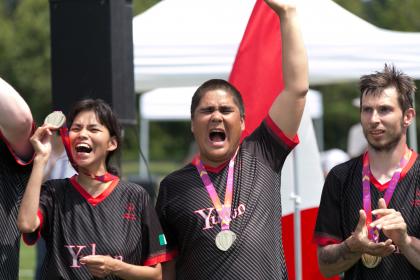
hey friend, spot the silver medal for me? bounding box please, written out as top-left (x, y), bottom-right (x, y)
top-left (44, 111), bottom-right (66, 128)
top-left (215, 230), bottom-right (236, 251)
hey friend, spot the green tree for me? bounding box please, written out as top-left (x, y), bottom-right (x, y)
top-left (12, 0), bottom-right (51, 123)
top-left (0, 0), bottom-right (160, 124)
top-left (133, 0), bottom-right (160, 15)
top-left (320, 0), bottom-right (420, 151)
top-left (334, 0), bottom-right (420, 31)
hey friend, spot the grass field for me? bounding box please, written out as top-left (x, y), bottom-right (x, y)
top-left (19, 241), bottom-right (36, 280)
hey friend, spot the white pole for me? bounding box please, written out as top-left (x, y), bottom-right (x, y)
top-left (409, 118), bottom-right (417, 151)
top-left (139, 96), bottom-right (150, 178)
top-left (408, 93), bottom-right (417, 151)
top-left (291, 149), bottom-right (302, 280)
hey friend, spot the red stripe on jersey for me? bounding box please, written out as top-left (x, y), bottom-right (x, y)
top-left (0, 123), bottom-right (35, 166)
top-left (70, 175), bottom-right (120, 206)
top-left (370, 150), bottom-right (418, 192)
top-left (143, 250), bottom-right (177, 266)
top-left (313, 234), bottom-right (341, 247)
top-left (265, 116), bottom-right (299, 149)
top-left (22, 210), bottom-right (44, 246)
top-left (202, 160), bottom-right (230, 174)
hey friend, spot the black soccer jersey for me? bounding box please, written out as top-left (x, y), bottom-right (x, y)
top-left (156, 117), bottom-right (298, 280)
top-left (23, 176), bottom-right (173, 280)
top-left (0, 133), bottom-right (32, 280)
top-left (314, 152), bottom-right (420, 280)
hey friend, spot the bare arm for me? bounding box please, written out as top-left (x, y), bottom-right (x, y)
top-left (265, 0), bottom-right (308, 138)
top-left (317, 239), bottom-right (360, 278)
top-left (80, 255), bottom-right (162, 280)
top-left (17, 125), bottom-right (55, 233)
top-left (0, 77), bottom-right (33, 157)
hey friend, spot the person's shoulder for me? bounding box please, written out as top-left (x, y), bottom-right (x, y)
top-left (118, 179), bottom-right (150, 194)
top-left (161, 163), bottom-right (195, 183)
top-left (329, 156), bottom-right (361, 177)
top-left (42, 178), bottom-right (71, 193)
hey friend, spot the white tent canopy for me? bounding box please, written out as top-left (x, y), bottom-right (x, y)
top-left (141, 87), bottom-right (322, 121)
top-left (133, 0), bottom-right (420, 92)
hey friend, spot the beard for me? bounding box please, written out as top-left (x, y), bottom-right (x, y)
top-left (364, 121), bottom-right (404, 153)
top-left (368, 132), bottom-right (402, 152)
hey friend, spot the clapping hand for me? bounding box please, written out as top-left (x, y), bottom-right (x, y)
top-left (371, 198), bottom-right (410, 249)
top-left (347, 209), bottom-right (395, 257)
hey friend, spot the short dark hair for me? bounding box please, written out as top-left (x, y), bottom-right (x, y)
top-left (68, 99), bottom-right (122, 176)
top-left (359, 64), bottom-right (417, 112)
top-left (190, 79), bottom-right (245, 119)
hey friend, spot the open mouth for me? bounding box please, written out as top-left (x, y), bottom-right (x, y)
top-left (75, 143), bottom-right (92, 154)
top-left (209, 131), bottom-right (226, 142)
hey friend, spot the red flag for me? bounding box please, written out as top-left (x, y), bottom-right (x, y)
top-left (228, 1), bottom-right (336, 279)
top-left (229, 0), bottom-right (282, 139)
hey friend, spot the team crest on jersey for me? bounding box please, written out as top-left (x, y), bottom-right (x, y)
top-left (123, 203), bottom-right (137, 220)
top-left (411, 190), bottom-right (420, 207)
top-left (194, 203), bottom-right (246, 230)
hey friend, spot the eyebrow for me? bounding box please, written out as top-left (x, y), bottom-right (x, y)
top-left (71, 123), bottom-right (102, 128)
top-left (199, 104), bottom-right (234, 109)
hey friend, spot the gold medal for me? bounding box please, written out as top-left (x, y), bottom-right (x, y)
top-left (361, 253), bottom-right (381, 268)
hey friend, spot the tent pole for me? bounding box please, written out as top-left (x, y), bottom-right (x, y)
top-left (139, 108), bottom-right (150, 178)
top-left (408, 116), bottom-right (418, 151)
top-left (139, 95), bottom-right (150, 178)
top-left (408, 93), bottom-right (418, 151)
top-left (291, 149), bottom-right (302, 280)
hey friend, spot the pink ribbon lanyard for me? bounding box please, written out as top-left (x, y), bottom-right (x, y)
top-left (196, 156), bottom-right (236, 231)
top-left (362, 147), bottom-right (411, 241)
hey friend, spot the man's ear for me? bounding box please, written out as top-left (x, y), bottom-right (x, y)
top-left (403, 108), bottom-right (416, 127)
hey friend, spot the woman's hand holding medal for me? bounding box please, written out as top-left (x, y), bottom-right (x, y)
top-left (30, 111), bottom-right (66, 163)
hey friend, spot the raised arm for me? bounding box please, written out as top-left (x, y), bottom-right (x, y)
top-left (265, 0), bottom-right (308, 138)
top-left (0, 77), bottom-right (33, 157)
top-left (17, 124), bottom-right (56, 233)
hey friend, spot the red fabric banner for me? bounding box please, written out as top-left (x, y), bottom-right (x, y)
top-left (229, 0), bottom-right (282, 139)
